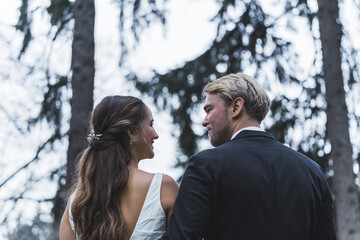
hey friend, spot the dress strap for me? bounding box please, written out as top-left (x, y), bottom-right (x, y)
top-left (139, 173), bottom-right (163, 214)
top-left (130, 173), bottom-right (165, 239)
top-left (68, 191), bottom-right (77, 236)
top-left (146, 173), bottom-right (163, 201)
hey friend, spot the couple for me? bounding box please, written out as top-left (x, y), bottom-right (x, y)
top-left (60, 73), bottom-right (336, 240)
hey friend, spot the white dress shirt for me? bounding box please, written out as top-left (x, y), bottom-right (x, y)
top-left (230, 126), bottom-right (265, 140)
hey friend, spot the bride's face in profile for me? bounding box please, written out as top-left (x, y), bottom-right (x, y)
top-left (132, 107), bottom-right (159, 160)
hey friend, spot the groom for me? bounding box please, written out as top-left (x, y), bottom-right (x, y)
top-left (161, 73), bottom-right (336, 239)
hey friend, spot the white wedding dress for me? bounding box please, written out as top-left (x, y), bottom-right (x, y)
top-left (69, 173), bottom-right (166, 239)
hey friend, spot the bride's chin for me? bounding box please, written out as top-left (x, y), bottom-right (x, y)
top-left (144, 151), bottom-right (155, 159)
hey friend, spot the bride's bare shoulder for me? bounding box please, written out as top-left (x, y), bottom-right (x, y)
top-left (160, 174), bottom-right (179, 217)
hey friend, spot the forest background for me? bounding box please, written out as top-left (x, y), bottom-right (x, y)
top-left (0, 0), bottom-right (360, 239)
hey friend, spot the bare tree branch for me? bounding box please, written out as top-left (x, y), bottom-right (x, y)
top-left (0, 105), bottom-right (27, 135)
top-left (0, 133), bottom-right (62, 189)
top-left (0, 167), bottom-right (62, 227)
top-left (0, 197), bottom-right (54, 203)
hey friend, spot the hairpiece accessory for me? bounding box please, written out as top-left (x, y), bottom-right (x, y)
top-left (87, 131), bottom-right (102, 143)
top-left (130, 136), bottom-right (138, 146)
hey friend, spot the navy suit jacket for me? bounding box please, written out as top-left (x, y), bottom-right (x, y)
top-left (161, 130), bottom-right (336, 240)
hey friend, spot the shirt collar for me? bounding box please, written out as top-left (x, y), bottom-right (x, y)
top-left (230, 126), bottom-right (265, 140)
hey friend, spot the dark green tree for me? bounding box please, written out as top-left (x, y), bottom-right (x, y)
top-left (129, 0), bottom-right (315, 168)
top-left (128, 0), bottom-right (360, 236)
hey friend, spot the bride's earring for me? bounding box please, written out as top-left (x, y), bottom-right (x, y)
top-left (130, 136), bottom-right (138, 145)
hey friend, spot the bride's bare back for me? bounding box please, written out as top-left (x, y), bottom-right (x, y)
top-left (120, 170), bottom-right (154, 239)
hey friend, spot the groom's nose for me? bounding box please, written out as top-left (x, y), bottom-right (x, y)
top-left (202, 116), bottom-right (209, 127)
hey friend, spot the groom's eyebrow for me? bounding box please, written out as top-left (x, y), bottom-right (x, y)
top-left (203, 104), bottom-right (211, 112)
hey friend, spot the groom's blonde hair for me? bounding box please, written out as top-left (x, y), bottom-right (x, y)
top-left (203, 73), bottom-right (270, 122)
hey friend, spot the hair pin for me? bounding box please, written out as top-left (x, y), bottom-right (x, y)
top-left (87, 131), bottom-right (102, 143)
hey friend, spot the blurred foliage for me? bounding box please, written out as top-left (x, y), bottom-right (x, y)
top-left (14, 0), bottom-right (169, 135)
top-left (28, 75), bottom-right (68, 137)
top-left (115, 0), bottom-right (168, 65)
top-left (15, 0), bottom-right (31, 58)
top-left (129, 0), bottom-right (360, 176)
top-left (47, 0), bottom-right (74, 40)
top-left (16, 0), bottom-right (74, 57)
top-left (7, 214), bottom-right (58, 240)
top-left (129, 0), bottom-right (295, 168)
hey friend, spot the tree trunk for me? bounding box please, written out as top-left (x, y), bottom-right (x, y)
top-left (67, 0), bottom-right (95, 190)
top-left (317, 0), bottom-right (360, 239)
top-left (52, 0), bottom-right (95, 227)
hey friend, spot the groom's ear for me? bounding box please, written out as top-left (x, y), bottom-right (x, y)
top-left (231, 97), bottom-right (244, 118)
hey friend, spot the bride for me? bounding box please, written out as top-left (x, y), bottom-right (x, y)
top-left (59, 95), bottom-right (178, 239)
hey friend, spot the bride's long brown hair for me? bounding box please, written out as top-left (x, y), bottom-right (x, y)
top-left (70, 95), bottom-right (147, 239)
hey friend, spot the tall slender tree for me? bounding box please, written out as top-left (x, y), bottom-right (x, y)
top-left (66, 0), bottom-right (95, 195)
top-left (52, 0), bottom-right (96, 227)
top-left (317, 0), bottom-right (360, 239)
